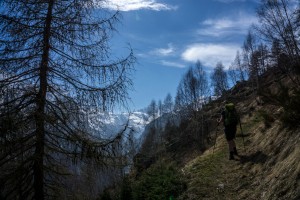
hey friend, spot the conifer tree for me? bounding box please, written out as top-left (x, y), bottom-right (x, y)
top-left (163, 93), bottom-right (173, 114)
top-left (256, 0), bottom-right (300, 70)
top-left (0, 0), bottom-right (135, 199)
top-left (211, 62), bottom-right (228, 96)
top-left (174, 61), bottom-right (208, 117)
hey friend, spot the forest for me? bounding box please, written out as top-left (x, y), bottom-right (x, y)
top-left (0, 0), bottom-right (300, 199)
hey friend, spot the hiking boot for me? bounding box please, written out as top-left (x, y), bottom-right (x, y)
top-left (229, 152), bottom-right (234, 160)
top-left (233, 147), bottom-right (238, 156)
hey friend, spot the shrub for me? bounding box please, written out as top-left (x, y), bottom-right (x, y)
top-left (131, 162), bottom-right (186, 200)
top-left (280, 90), bottom-right (300, 128)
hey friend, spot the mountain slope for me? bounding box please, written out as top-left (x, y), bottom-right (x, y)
top-left (180, 96), bottom-right (300, 200)
top-left (86, 111), bottom-right (150, 148)
top-left (121, 70), bottom-right (300, 200)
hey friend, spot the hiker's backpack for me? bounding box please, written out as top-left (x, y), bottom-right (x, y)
top-left (224, 103), bottom-right (238, 126)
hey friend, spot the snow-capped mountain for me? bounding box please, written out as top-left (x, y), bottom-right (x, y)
top-left (86, 111), bottom-right (151, 149)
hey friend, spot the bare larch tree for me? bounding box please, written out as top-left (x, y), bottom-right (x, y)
top-left (174, 61), bottom-right (209, 117)
top-left (211, 62), bottom-right (228, 97)
top-left (256, 0), bottom-right (300, 71)
top-left (0, 0), bottom-right (135, 199)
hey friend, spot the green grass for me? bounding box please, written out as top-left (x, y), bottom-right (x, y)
top-left (182, 151), bottom-right (227, 199)
top-left (178, 109), bottom-right (268, 200)
top-left (131, 161), bottom-right (186, 200)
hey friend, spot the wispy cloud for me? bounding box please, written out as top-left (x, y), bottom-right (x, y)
top-left (151, 43), bottom-right (175, 56)
top-left (214, 0), bottom-right (246, 3)
top-left (99, 0), bottom-right (177, 12)
top-left (198, 14), bottom-right (257, 37)
top-left (181, 43), bottom-right (240, 69)
top-left (141, 44), bottom-right (186, 68)
top-left (214, 0), bottom-right (260, 3)
top-left (160, 60), bottom-right (186, 68)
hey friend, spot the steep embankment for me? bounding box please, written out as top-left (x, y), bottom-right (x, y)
top-left (179, 95), bottom-right (300, 200)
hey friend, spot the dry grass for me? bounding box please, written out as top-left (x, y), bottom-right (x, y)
top-left (179, 104), bottom-right (300, 200)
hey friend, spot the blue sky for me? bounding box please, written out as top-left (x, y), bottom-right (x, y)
top-left (100, 0), bottom-right (260, 110)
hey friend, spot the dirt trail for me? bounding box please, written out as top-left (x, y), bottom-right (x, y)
top-left (180, 107), bottom-right (300, 200)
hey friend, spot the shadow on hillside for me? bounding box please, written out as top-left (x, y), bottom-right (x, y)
top-left (239, 151), bottom-right (268, 164)
top-left (236, 133), bottom-right (251, 137)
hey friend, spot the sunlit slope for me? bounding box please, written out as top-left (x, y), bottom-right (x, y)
top-left (180, 99), bottom-right (300, 200)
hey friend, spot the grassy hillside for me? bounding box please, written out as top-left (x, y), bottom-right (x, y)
top-left (180, 98), bottom-right (300, 200)
top-left (111, 71), bottom-right (300, 200)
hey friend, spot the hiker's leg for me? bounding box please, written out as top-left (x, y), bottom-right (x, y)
top-left (225, 127), bottom-right (235, 159)
top-left (227, 140), bottom-right (235, 160)
top-left (231, 139), bottom-right (236, 149)
top-left (228, 140), bottom-right (235, 152)
top-left (231, 140), bottom-right (238, 155)
top-left (232, 126), bottom-right (238, 155)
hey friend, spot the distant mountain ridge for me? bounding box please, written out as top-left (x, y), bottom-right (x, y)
top-left (86, 111), bottom-right (152, 149)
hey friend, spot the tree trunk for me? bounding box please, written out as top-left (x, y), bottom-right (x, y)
top-left (34, 1), bottom-right (54, 199)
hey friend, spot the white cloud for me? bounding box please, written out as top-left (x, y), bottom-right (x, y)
top-left (214, 0), bottom-right (244, 2)
top-left (160, 60), bottom-right (186, 68)
top-left (198, 14), bottom-right (257, 37)
top-left (151, 43), bottom-right (175, 56)
top-left (216, 0), bottom-right (260, 2)
top-left (98, 0), bottom-right (177, 12)
top-left (181, 43), bottom-right (240, 69)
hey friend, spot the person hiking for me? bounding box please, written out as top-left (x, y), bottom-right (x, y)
top-left (218, 102), bottom-right (239, 160)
